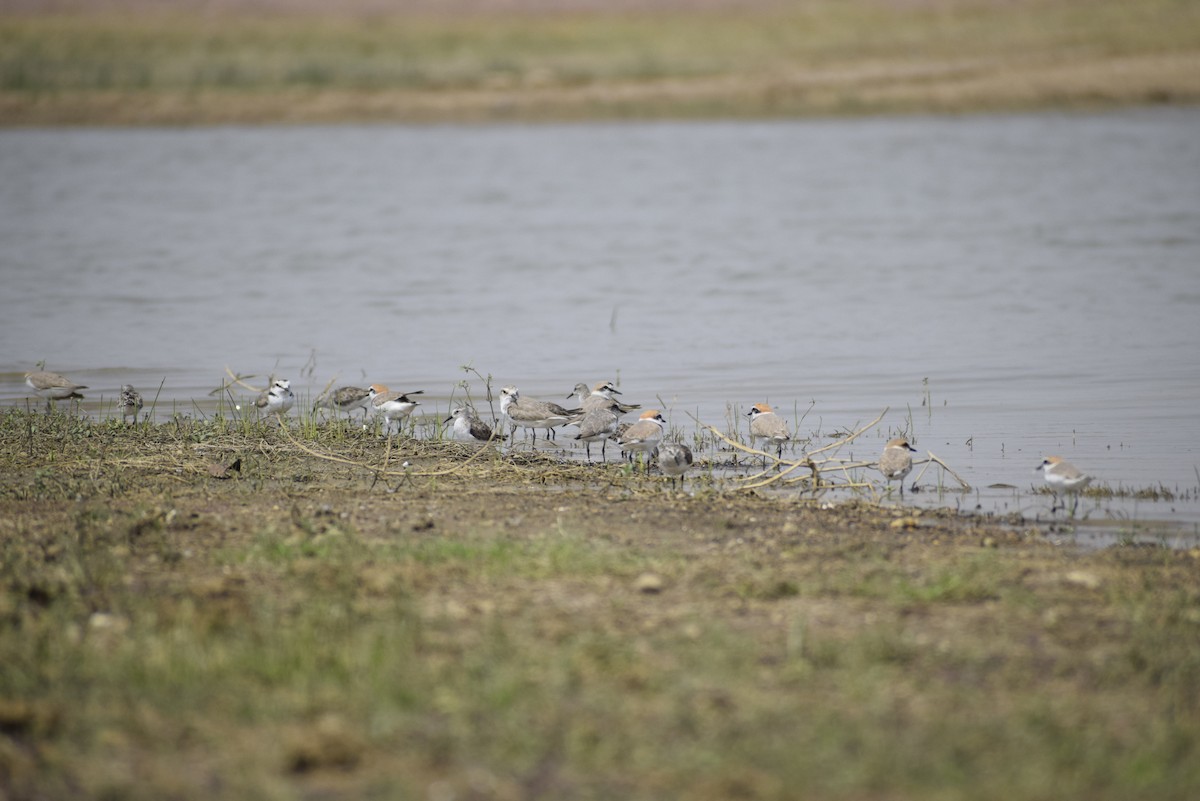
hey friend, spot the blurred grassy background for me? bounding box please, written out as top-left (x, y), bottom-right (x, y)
top-left (1, 0), bottom-right (1198, 124)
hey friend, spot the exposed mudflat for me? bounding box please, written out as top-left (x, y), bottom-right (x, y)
top-left (2, 411), bottom-right (1198, 799)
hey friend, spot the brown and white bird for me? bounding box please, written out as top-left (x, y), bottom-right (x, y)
top-left (118, 384), bottom-right (143, 424)
top-left (657, 441), bottom-right (694, 490)
top-left (571, 400), bottom-right (621, 462)
top-left (368, 384), bottom-right (423, 436)
top-left (254, 378), bottom-right (295, 418)
top-left (746, 403), bottom-right (791, 461)
top-left (444, 406), bottom-right (500, 443)
top-left (499, 385), bottom-right (580, 445)
top-left (25, 371), bottom-right (87, 410)
top-left (1036, 456), bottom-right (1093, 514)
top-left (568, 381), bottom-right (641, 415)
top-left (879, 437), bottom-right (918, 497)
top-left (618, 409), bottom-right (667, 472)
top-left (317, 385), bottom-right (372, 419)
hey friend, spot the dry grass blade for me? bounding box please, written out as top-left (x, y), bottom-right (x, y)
top-left (212, 366), bottom-right (265, 396)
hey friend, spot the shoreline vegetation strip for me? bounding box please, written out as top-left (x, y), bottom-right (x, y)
top-left (1, 0), bottom-right (1198, 125)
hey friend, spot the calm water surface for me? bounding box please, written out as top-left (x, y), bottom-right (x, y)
top-left (3, 109), bottom-right (1199, 531)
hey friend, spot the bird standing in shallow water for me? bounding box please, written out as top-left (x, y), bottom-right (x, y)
top-left (1037, 456), bottom-right (1092, 514)
top-left (879, 437), bottom-right (917, 498)
top-left (618, 410), bottom-right (667, 473)
top-left (572, 401), bottom-right (621, 462)
top-left (569, 381), bottom-right (641, 416)
top-left (746, 403), bottom-right (791, 464)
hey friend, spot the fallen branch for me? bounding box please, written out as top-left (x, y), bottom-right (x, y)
top-left (738, 407), bottom-right (889, 491)
top-left (274, 412), bottom-right (506, 480)
top-left (912, 449), bottom-right (972, 491)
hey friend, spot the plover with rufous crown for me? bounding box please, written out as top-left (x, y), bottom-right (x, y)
top-left (746, 403), bottom-right (791, 462)
top-left (617, 409), bottom-right (667, 473)
top-left (118, 385), bottom-right (143, 424)
top-left (657, 441), bottom-right (694, 490)
top-left (499, 385), bottom-right (580, 446)
top-left (444, 406), bottom-right (500, 443)
top-left (25, 371), bottom-right (87, 411)
top-left (368, 384), bottom-right (423, 436)
top-left (1037, 456), bottom-right (1093, 514)
top-left (879, 437), bottom-right (917, 498)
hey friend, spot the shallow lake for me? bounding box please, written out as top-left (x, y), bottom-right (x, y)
top-left (2, 108), bottom-right (1199, 534)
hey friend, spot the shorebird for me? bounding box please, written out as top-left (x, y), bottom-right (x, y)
top-left (317, 385), bottom-right (372, 419)
top-left (571, 400), bottom-right (621, 461)
top-left (568, 381), bottom-right (642, 415)
top-left (746, 403), bottom-right (791, 462)
top-left (657, 441), bottom-right (694, 490)
top-left (368, 384), bottom-right (423, 436)
top-left (25, 371), bottom-right (87, 411)
top-left (499, 385), bottom-right (580, 445)
top-left (618, 409), bottom-right (667, 472)
top-left (1037, 456), bottom-right (1093, 514)
top-left (879, 437), bottom-right (917, 497)
top-left (444, 406), bottom-right (500, 443)
top-left (118, 384), bottom-right (143, 424)
top-left (255, 378), bottom-right (295, 419)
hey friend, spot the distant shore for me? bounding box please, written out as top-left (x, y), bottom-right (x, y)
top-left (2, 0), bottom-right (1197, 126)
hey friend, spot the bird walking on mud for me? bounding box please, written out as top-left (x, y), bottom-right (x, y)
top-left (658, 441), bottom-right (694, 490)
top-left (118, 384), bottom-right (143, 424)
top-left (25, 371), bottom-right (87, 412)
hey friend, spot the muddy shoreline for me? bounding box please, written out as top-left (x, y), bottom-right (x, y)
top-left (3, 411), bottom-right (1199, 799)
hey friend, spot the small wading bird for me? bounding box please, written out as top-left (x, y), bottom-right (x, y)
top-left (618, 409), bottom-right (667, 473)
top-left (879, 437), bottom-right (918, 498)
top-left (746, 403), bottom-right (791, 464)
top-left (369, 384), bottom-right (423, 436)
top-left (499, 385), bottom-right (580, 445)
top-left (569, 380), bottom-right (641, 415)
top-left (25, 370), bottom-right (87, 411)
top-left (657, 441), bottom-right (694, 490)
top-left (1036, 456), bottom-right (1092, 514)
top-left (255, 378), bottom-right (295, 420)
top-left (571, 400), bottom-right (621, 462)
top-left (118, 384), bottom-right (143, 424)
top-left (444, 406), bottom-right (500, 443)
top-left (316, 385), bottom-right (372, 420)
